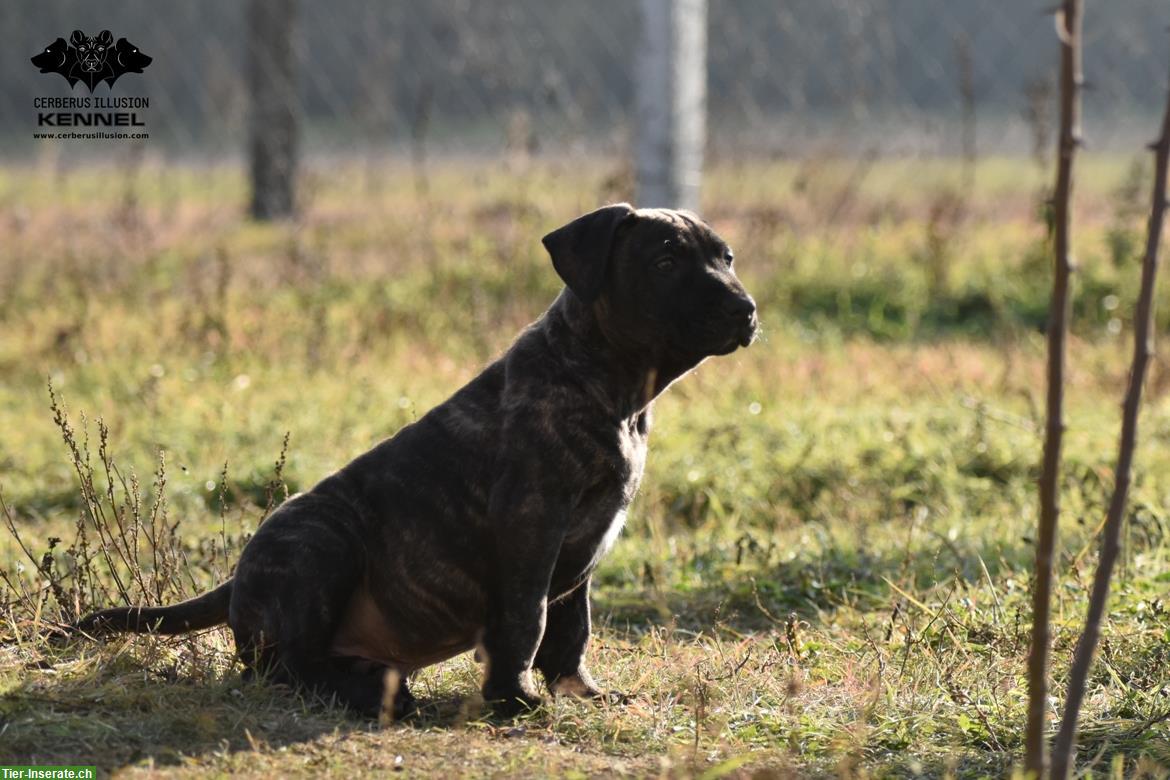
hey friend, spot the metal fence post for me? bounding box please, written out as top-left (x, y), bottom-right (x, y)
top-left (248, 0), bottom-right (298, 220)
top-left (635, 0), bottom-right (707, 210)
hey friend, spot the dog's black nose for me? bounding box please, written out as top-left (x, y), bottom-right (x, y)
top-left (722, 295), bottom-right (756, 320)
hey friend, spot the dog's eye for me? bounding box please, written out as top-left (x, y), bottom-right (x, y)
top-left (98, 46), bottom-right (105, 51)
top-left (654, 256), bottom-right (675, 273)
top-left (724, 250), bottom-right (735, 266)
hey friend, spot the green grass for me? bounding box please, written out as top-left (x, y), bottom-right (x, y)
top-left (2, 155), bottom-right (1170, 777)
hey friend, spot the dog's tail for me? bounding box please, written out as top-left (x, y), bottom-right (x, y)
top-left (75, 579), bottom-right (233, 636)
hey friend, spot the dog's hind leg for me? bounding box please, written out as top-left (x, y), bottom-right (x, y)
top-left (330, 657), bottom-right (417, 720)
top-left (246, 647), bottom-right (388, 717)
top-left (228, 501), bottom-right (406, 718)
top-left (254, 650), bottom-right (414, 719)
top-left (235, 592), bottom-right (407, 716)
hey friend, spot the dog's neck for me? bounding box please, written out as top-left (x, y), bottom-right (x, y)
top-left (543, 291), bottom-right (703, 419)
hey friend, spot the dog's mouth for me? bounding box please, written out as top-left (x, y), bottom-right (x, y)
top-left (703, 321), bottom-right (758, 356)
top-left (729, 314), bottom-right (760, 350)
top-left (737, 319), bottom-right (759, 348)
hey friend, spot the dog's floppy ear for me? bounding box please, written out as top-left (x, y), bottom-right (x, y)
top-left (542, 203), bottom-right (635, 304)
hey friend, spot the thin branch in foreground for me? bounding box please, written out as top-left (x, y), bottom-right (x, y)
top-left (1049, 47), bottom-right (1170, 780)
top-left (1025, 0), bottom-right (1082, 776)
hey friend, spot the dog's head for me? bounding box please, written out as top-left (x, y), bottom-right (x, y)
top-left (71, 30), bottom-right (112, 73)
top-left (111, 38), bottom-right (151, 74)
top-left (543, 203), bottom-right (758, 361)
top-left (32, 37), bottom-right (71, 73)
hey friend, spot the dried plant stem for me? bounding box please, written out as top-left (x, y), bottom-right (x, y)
top-left (1025, 0), bottom-right (1081, 775)
top-left (1050, 52), bottom-right (1170, 780)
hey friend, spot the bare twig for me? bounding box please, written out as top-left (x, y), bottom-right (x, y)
top-left (260, 432), bottom-right (291, 523)
top-left (1026, 1), bottom-right (1082, 775)
top-left (1122, 704), bottom-right (1170, 741)
top-left (1049, 49), bottom-right (1170, 780)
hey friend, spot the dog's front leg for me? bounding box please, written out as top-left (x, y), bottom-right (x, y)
top-left (534, 577), bottom-right (607, 699)
top-left (479, 468), bottom-right (570, 716)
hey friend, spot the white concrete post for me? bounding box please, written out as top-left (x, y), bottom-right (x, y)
top-left (635, 0), bottom-right (707, 210)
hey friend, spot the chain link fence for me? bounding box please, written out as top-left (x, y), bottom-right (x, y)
top-left (3, 0), bottom-right (1168, 166)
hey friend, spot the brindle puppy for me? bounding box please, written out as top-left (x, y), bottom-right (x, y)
top-left (77, 203), bottom-right (758, 718)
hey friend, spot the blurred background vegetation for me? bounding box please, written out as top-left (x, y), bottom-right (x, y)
top-left (3, 1), bottom-right (1170, 777)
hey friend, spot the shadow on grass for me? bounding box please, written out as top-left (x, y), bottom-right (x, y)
top-left (1, 661), bottom-right (349, 769)
top-left (594, 533), bottom-right (1038, 634)
top-left (1, 651), bottom-right (503, 771)
top-left (10, 533), bottom-right (1165, 776)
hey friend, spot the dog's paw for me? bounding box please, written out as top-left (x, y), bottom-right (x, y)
top-left (550, 679), bottom-right (628, 705)
top-left (482, 685), bottom-right (543, 718)
top-left (377, 670), bottom-right (418, 725)
top-left (547, 670), bottom-right (627, 704)
top-left (598, 689), bottom-right (630, 705)
top-left (548, 672), bottom-right (603, 699)
top-left (379, 687), bottom-right (417, 724)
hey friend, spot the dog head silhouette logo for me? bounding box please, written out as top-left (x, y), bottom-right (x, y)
top-left (31, 37), bottom-right (77, 87)
top-left (31, 29), bottom-right (152, 93)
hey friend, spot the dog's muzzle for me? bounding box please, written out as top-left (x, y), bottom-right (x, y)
top-left (737, 313), bottom-right (759, 347)
top-left (723, 295), bottom-right (759, 348)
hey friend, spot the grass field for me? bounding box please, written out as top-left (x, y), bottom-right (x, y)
top-left (2, 155), bottom-right (1170, 778)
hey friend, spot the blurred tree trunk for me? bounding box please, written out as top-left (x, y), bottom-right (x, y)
top-left (1049, 50), bottom-right (1170, 780)
top-left (1025, 0), bottom-right (1081, 775)
top-left (635, 0), bottom-right (706, 210)
top-left (248, 0), bottom-right (298, 221)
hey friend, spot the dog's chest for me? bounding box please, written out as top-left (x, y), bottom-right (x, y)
top-left (615, 414), bottom-right (650, 502)
top-left (560, 413), bottom-right (649, 572)
top-left (599, 411), bottom-right (649, 510)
